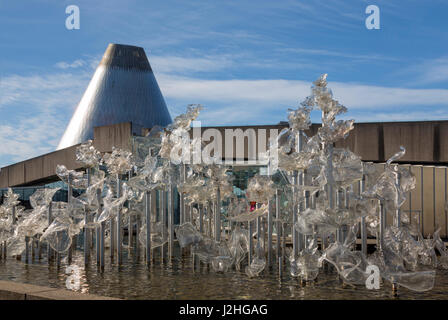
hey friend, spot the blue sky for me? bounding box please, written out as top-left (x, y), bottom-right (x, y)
top-left (0, 0), bottom-right (447, 166)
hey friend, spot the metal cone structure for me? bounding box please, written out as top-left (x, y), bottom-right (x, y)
top-left (57, 43), bottom-right (172, 150)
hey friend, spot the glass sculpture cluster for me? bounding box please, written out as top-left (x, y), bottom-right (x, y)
top-left (1, 74), bottom-right (447, 294)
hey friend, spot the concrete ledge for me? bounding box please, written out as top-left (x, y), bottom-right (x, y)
top-left (0, 280), bottom-right (121, 300)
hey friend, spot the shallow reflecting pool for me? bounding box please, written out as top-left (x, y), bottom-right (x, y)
top-left (0, 242), bottom-right (447, 300)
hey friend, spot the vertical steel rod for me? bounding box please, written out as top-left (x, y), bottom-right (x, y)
top-left (248, 220), bottom-right (253, 266)
top-left (275, 189), bottom-right (281, 275)
top-left (168, 184), bottom-right (174, 257)
top-left (421, 167), bottom-right (424, 235)
top-left (84, 168), bottom-right (91, 265)
top-left (110, 219), bottom-right (115, 260)
top-left (161, 189), bottom-right (166, 241)
top-left (67, 174), bottom-right (73, 264)
top-left (97, 188), bottom-right (102, 266)
top-left (292, 173), bottom-right (298, 257)
top-left (145, 191), bottom-right (152, 264)
top-left (297, 170), bottom-right (304, 253)
top-left (445, 168), bottom-right (448, 235)
top-left (100, 221), bottom-right (105, 270)
top-left (433, 167), bottom-right (436, 232)
top-left (116, 174), bottom-right (122, 265)
top-left (96, 217), bottom-right (100, 266)
top-left (267, 197), bottom-right (273, 268)
top-left (25, 236), bottom-right (29, 263)
top-left (128, 171), bottom-right (133, 250)
top-left (207, 204), bottom-right (212, 238)
top-left (47, 202), bottom-right (53, 264)
top-left (199, 204), bottom-right (204, 233)
top-left (135, 207), bottom-right (141, 261)
top-left (215, 188), bottom-right (221, 242)
top-left (396, 170), bottom-right (402, 227)
top-left (180, 164), bottom-right (186, 224)
top-left (409, 166), bottom-right (412, 228)
top-left (360, 176), bottom-right (367, 255)
top-left (379, 201), bottom-right (385, 250)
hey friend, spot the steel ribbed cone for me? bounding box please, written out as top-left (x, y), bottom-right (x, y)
top-left (57, 43), bottom-right (172, 150)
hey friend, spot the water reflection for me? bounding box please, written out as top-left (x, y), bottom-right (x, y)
top-left (0, 242), bottom-right (448, 300)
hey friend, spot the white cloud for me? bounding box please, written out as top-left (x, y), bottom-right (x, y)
top-left (280, 48), bottom-right (398, 62)
top-left (2, 64), bottom-right (448, 166)
top-left (55, 59), bottom-right (86, 69)
top-left (347, 109), bottom-right (448, 123)
top-left (158, 74), bottom-right (448, 109)
top-left (150, 55), bottom-right (233, 74)
top-left (406, 56), bottom-right (448, 85)
top-left (0, 71), bottom-right (90, 166)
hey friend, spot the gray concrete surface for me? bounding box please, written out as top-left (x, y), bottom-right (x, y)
top-left (0, 280), bottom-right (121, 300)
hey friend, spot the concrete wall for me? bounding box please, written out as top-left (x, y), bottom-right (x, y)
top-left (93, 122), bottom-right (133, 153)
top-left (201, 121), bottom-right (448, 163)
top-left (0, 145), bottom-right (81, 188)
top-left (0, 122), bottom-right (133, 188)
top-left (2, 120), bottom-right (448, 188)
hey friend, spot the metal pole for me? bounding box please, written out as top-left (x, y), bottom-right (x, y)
top-left (292, 172), bottom-right (298, 257)
top-left (161, 189), bottom-right (166, 239)
top-left (408, 166), bottom-right (412, 226)
top-left (145, 191), bottom-right (152, 264)
top-left (421, 167), bottom-right (424, 235)
top-left (135, 209), bottom-right (141, 261)
top-left (215, 188), bottom-right (221, 242)
top-left (207, 204), bottom-right (212, 238)
top-left (180, 164), bottom-right (186, 225)
top-left (31, 238), bottom-right (35, 262)
top-left (336, 189), bottom-right (342, 242)
top-left (199, 203), bottom-right (204, 233)
top-left (379, 201), bottom-right (385, 250)
top-left (159, 189), bottom-right (165, 261)
top-left (37, 238), bottom-right (41, 260)
top-left (67, 174), bottom-right (73, 264)
top-left (116, 174), bottom-right (122, 265)
top-left (360, 175), bottom-right (367, 255)
top-left (96, 210), bottom-right (100, 266)
top-left (276, 189), bottom-right (281, 276)
top-left (256, 203), bottom-right (262, 251)
top-left (84, 168), bottom-right (91, 265)
top-left (433, 167), bottom-right (436, 233)
top-left (296, 131), bottom-right (305, 254)
top-left (168, 184), bottom-right (174, 257)
top-left (396, 169), bottom-right (402, 228)
top-left (297, 170), bottom-right (305, 253)
top-left (12, 205), bottom-right (16, 226)
top-left (96, 188), bottom-right (102, 267)
top-left (327, 143), bottom-right (335, 245)
top-left (128, 171), bottom-right (133, 250)
top-left (25, 236), bottom-right (29, 263)
top-left (248, 220), bottom-right (253, 266)
top-left (47, 202), bottom-right (52, 263)
top-left (110, 218), bottom-right (115, 261)
top-left (267, 197), bottom-right (273, 269)
top-left (100, 221), bottom-right (105, 270)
